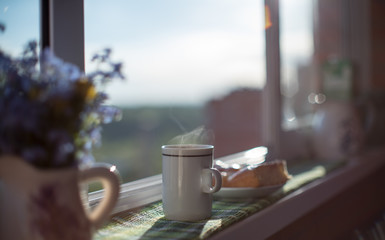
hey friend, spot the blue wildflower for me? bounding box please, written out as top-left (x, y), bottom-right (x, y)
top-left (0, 39), bottom-right (125, 169)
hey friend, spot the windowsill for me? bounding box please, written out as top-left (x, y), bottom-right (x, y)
top-left (89, 146), bottom-right (268, 214)
top-left (89, 173), bottom-right (162, 215)
top-left (90, 145), bottom-right (385, 239)
top-left (209, 146), bottom-right (385, 239)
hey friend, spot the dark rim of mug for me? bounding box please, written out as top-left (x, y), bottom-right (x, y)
top-left (161, 144), bottom-right (213, 156)
top-left (161, 144), bottom-right (213, 149)
top-left (162, 153), bottom-right (212, 157)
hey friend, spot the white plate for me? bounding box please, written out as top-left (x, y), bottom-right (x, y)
top-left (214, 184), bottom-right (284, 199)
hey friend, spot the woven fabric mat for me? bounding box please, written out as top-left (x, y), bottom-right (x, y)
top-left (95, 160), bottom-right (345, 240)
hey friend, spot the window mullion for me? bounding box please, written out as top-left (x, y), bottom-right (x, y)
top-left (263, 0), bottom-right (282, 160)
top-left (43, 0), bottom-right (85, 70)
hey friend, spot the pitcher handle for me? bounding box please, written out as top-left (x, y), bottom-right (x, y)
top-left (80, 165), bottom-right (120, 229)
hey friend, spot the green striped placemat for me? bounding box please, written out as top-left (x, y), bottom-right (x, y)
top-left (95, 160), bottom-right (345, 240)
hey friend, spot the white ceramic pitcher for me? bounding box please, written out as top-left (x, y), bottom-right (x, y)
top-left (0, 155), bottom-right (120, 240)
top-left (312, 101), bottom-right (365, 160)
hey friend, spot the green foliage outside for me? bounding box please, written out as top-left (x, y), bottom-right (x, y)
top-left (92, 106), bottom-right (206, 186)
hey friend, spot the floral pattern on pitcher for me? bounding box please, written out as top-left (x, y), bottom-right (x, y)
top-left (28, 184), bottom-right (90, 240)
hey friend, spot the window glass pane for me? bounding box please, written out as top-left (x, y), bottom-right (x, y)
top-left (84, 0), bottom-right (266, 183)
top-left (280, 0), bottom-right (315, 130)
top-left (0, 0), bottom-right (40, 56)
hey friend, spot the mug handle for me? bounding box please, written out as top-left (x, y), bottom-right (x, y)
top-left (201, 168), bottom-right (222, 194)
top-left (79, 165), bottom-right (120, 229)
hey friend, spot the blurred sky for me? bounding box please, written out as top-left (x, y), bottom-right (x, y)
top-left (0, 0), bottom-right (313, 107)
top-left (0, 0), bottom-right (39, 56)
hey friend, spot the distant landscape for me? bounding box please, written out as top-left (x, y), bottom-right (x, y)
top-left (92, 106), bottom-right (207, 184)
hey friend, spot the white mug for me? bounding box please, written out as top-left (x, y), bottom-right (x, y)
top-left (162, 144), bottom-right (222, 221)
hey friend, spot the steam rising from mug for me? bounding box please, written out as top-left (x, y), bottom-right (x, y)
top-left (168, 126), bottom-right (214, 145)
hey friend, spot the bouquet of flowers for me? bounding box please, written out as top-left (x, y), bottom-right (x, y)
top-left (0, 39), bottom-right (125, 169)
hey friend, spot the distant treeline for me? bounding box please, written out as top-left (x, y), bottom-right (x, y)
top-left (101, 106), bottom-right (206, 141)
top-left (93, 106), bottom-right (206, 183)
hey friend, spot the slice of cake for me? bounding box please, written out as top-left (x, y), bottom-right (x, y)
top-left (222, 160), bottom-right (291, 188)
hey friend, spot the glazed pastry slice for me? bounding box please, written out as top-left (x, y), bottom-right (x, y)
top-left (224, 160), bottom-right (291, 188)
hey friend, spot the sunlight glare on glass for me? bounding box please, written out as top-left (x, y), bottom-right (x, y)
top-left (287, 116), bottom-right (296, 122)
top-left (315, 93), bottom-right (326, 104)
top-left (308, 93), bottom-right (326, 104)
top-left (308, 92), bottom-right (316, 104)
top-left (110, 165), bottom-right (117, 172)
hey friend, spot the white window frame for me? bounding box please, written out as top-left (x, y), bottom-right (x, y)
top-left (263, 0), bottom-right (282, 160)
top-left (41, 0), bottom-right (372, 211)
top-left (41, 0), bottom-right (288, 210)
top-left (264, 0), bottom-right (372, 162)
